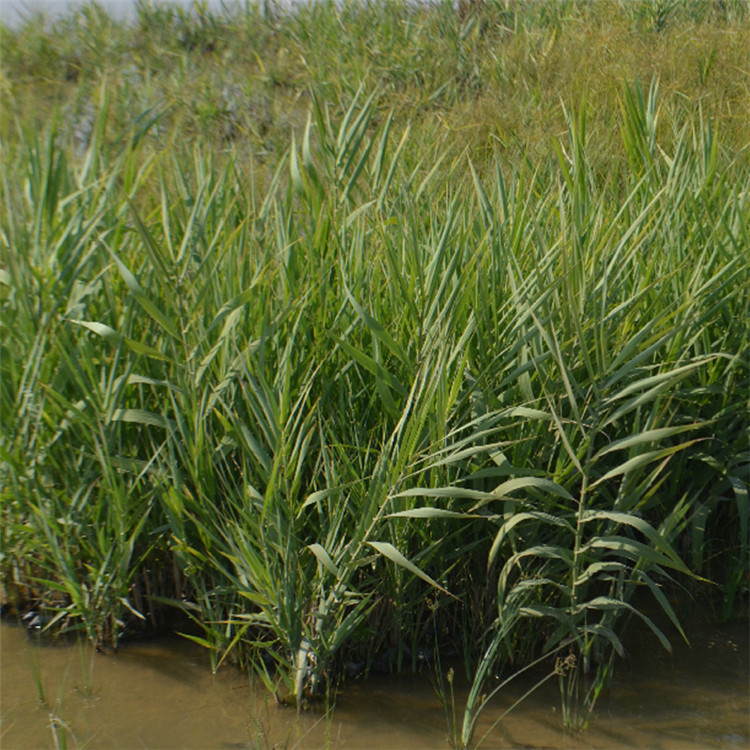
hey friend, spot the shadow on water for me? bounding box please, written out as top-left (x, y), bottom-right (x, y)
top-left (1, 616), bottom-right (747, 749)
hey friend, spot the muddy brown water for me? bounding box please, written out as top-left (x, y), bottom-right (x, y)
top-left (1, 617), bottom-right (747, 749)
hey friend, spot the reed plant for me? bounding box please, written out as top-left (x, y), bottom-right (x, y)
top-left (1, 0), bottom-right (748, 743)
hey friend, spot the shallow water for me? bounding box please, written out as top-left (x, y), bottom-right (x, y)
top-left (0, 0), bottom-right (253, 27)
top-left (1, 616), bottom-right (747, 749)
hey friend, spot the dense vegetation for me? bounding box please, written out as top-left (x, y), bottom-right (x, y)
top-left (1, 0), bottom-right (748, 744)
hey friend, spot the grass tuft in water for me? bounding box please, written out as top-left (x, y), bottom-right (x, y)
top-left (1, 0), bottom-right (748, 742)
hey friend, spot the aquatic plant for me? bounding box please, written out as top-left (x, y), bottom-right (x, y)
top-left (1, 0), bottom-right (748, 741)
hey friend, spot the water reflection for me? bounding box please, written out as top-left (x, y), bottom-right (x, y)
top-left (1, 618), bottom-right (747, 749)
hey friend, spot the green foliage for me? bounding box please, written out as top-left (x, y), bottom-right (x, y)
top-left (1, 0), bottom-right (748, 741)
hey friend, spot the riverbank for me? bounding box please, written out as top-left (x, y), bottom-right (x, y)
top-left (1, 0), bottom-right (748, 744)
top-left (3, 0), bottom-right (750, 164)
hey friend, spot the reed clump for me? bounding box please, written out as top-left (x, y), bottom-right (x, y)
top-left (1, 0), bottom-right (748, 741)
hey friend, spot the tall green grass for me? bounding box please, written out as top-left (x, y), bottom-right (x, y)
top-left (3, 0), bottom-right (749, 163)
top-left (1, 0), bottom-right (748, 742)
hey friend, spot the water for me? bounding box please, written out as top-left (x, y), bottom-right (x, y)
top-left (1, 616), bottom-right (748, 749)
top-left (0, 0), bottom-right (244, 27)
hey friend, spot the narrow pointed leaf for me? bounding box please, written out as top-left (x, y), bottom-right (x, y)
top-left (308, 544), bottom-right (341, 578)
top-left (367, 541), bottom-right (452, 597)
